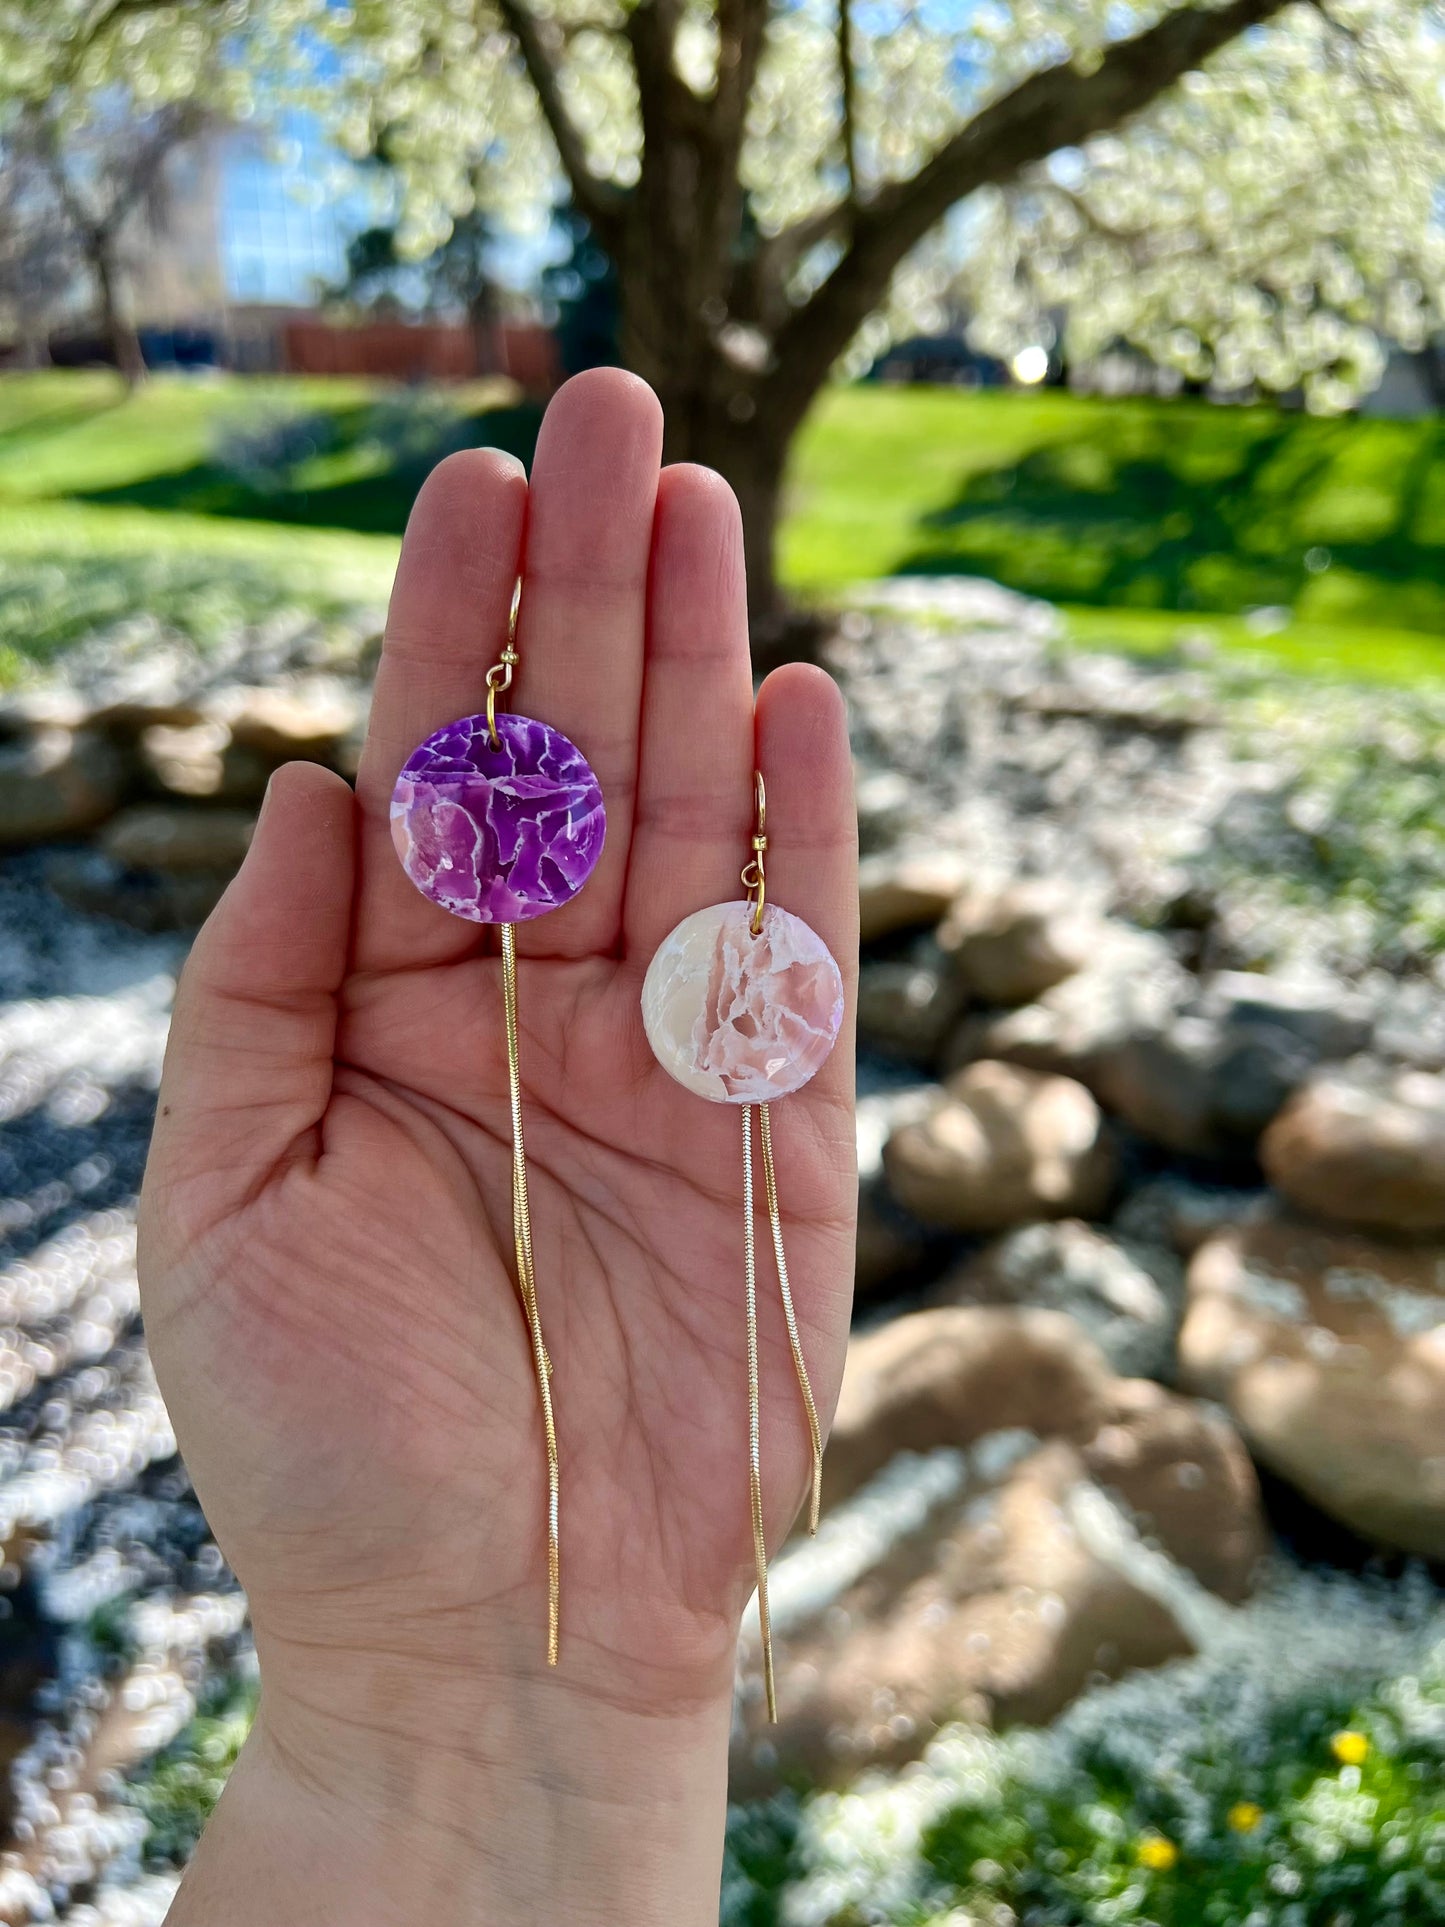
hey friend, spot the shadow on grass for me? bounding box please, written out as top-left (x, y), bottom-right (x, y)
top-left (894, 403), bottom-right (1445, 633)
top-left (75, 398), bottom-right (544, 537)
top-left (0, 390), bottom-right (125, 453)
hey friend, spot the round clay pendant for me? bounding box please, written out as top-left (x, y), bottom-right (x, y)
top-left (391, 712), bottom-right (605, 923)
top-left (642, 900), bottom-right (844, 1104)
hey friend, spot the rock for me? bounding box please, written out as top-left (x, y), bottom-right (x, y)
top-left (856, 1084), bottom-right (936, 1184)
top-left (955, 952), bottom-right (1371, 1161)
top-left (734, 1438), bottom-right (1202, 1791)
top-left (882, 1061), bottom-right (1116, 1232)
top-left (734, 1302), bottom-right (1268, 1787)
top-left (854, 769), bottom-right (914, 852)
top-left (0, 692), bottom-right (89, 740)
top-left (1090, 1018), bottom-right (1226, 1157)
top-left (854, 1181), bottom-right (930, 1303)
top-left (43, 850), bottom-right (234, 932)
top-left (1093, 1014), bottom-right (1320, 1159)
top-left (856, 958), bottom-right (967, 1066)
top-left (1113, 1176), bottom-right (1272, 1257)
top-left (947, 927), bottom-right (1190, 1081)
top-left (1262, 1062), bottom-right (1445, 1235)
top-left (858, 851), bottom-right (972, 945)
top-left (1014, 683), bottom-right (1221, 737)
top-left (939, 1220), bottom-right (1181, 1380)
top-left (1202, 971), bottom-right (1373, 1061)
top-left (85, 698), bottom-right (206, 738)
top-left (824, 1305), bottom-right (1115, 1507)
top-left (1081, 1377), bottom-right (1266, 1601)
top-left (206, 682), bottom-right (362, 766)
top-left (938, 880), bottom-right (1102, 1005)
top-left (1086, 975), bottom-right (1375, 1161)
top-left (139, 723), bottom-right (227, 800)
top-left (1180, 1214), bottom-right (1445, 1557)
top-left (0, 729), bottom-right (127, 847)
top-left (99, 807), bottom-right (255, 876)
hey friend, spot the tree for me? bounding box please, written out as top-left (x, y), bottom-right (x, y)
top-left (306, 0), bottom-right (1445, 618)
top-left (540, 206), bottom-right (620, 377)
top-left (6, 1), bottom-right (1445, 614)
top-left (9, 95), bottom-right (212, 384)
top-left (0, 4), bottom-right (229, 385)
top-left (0, 131), bottom-right (79, 363)
top-left (330, 201), bottom-right (500, 326)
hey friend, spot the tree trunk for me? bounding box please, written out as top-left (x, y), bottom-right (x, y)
top-left (93, 243), bottom-right (146, 389)
top-left (619, 264), bottom-right (803, 632)
top-left (689, 412), bottom-right (790, 626)
top-left (507, 0), bottom-right (1295, 654)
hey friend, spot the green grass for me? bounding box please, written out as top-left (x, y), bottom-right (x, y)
top-left (786, 385), bottom-right (1445, 683)
top-left (0, 371), bottom-right (532, 510)
top-left (3, 371), bottom-right (1445, 685)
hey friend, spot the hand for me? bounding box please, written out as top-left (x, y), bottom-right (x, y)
top-left (138, 370), bottom-right (858, 1924)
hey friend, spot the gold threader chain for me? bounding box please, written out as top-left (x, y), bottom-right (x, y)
top-left (489, 590), bottom-right (560, 1668)
top-left (741, 773), bottom-right (824, 1722)
top-left (501, 920), bottom-right (561, 1668)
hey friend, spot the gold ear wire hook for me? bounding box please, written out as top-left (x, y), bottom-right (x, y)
top-left (485, 578), bottom-right (523, 749)
top-left (741, 770), bottom-right (768, 935)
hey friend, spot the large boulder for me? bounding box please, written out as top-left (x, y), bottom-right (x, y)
top-left (1180, 1214), bottom-right (1445, 1557)
top-left (734, 1439), bottom-right (1194, 1791)
top-left (882, 1061), bottom-right (1116, 1232)
top-left (1079, 1376), bottom-right (1266, 1601)
top-left (939, 1219), bottom-right (1181, 1381)
top-left (0, 729), bottom-right (127, 847)
top-left (825, 1305), bottom-right (1114, 1507)
top-left (938, 880), bottom-right (1102, 1006)
top-left (1261, 1062), bottom-right (1445, 1235)
top-left (735, 1309), bottom-right (1265, 1788)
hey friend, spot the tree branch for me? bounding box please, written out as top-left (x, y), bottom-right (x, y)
top-left (762, 0), bottom-right (1293, 427)
top-left (493, 0), bottom-right (626, 245)
top-left (838, 0), bottom-right (858, 208)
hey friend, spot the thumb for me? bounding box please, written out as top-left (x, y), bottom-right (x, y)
top-left (143, 761), bottom-right (356, 1242)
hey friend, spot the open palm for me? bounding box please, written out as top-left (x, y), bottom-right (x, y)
top-left (138, 371), bottom-right (858, 1732)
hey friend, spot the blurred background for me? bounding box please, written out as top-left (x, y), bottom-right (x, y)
top-left (3, 2), bottom-right (1445, 1921)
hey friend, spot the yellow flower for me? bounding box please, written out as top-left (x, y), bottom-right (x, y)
top-left (1136, 1834), bottom-right (1179, 1872)
top-left (1227, 1802), bottom-right (1264, 1834)
top-left (1331, 1730), bottom-right (1369, 1767)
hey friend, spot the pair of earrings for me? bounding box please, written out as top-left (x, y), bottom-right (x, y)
top-left (389, 616), bottom-right (844, 1717)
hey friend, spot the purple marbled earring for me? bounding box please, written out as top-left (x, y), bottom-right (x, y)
top-left (390, 641), bottom-right (606, 1670)
top-left (639, 773), bottom-right (843, 1723)
top-left (391, 711), bottom-right (605, 923)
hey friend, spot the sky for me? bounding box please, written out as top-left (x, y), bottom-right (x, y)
top-left (217, 114), bottom-right (551, 307)
top-left (220, 116), bottom-right (360, 304)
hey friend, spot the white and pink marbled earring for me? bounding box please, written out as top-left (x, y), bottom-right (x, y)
top-left (640, 773), bottom-right (845, 1720)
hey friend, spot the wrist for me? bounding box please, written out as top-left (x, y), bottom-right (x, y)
top-left (172, 1631), bottom-right (735, 1927)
